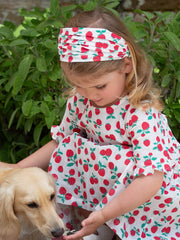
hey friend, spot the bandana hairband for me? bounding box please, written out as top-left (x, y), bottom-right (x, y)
top-left (58, 27), bottom-right (130, 62)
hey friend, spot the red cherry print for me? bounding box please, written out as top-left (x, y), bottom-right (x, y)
top-left (59, 187), bottom-right (66, 195)
top-left (176, 232), bottom-right (180, 237)
top-left (96, 119), bottom-right (102, 125)
top-left (98, 136), bottom-right (104, 142)
top-left (109, 188), bottom-right (115, 196)
top-left (100, 149), bottom-right (106, 155)
top-left (83, 165), bottom-right (89, 172)
top-left (66, 222), bottom-right (73, 230)
top-left (128, 216), bottom-right (135, 224)
top-left (80, 121), bottom-right (86, 128)
top-left (93, 55), bottom-right (101, 61)
top-left (100, 187), bottom-right (107, 194)
top-left (141, 232), bottom-right (146, 238)
top-left (90, 188), bottom-right (95, 195)
top-left (53, 151), bottom-right (57, 158)
top-left (94, 164), bottom-right (99, 171)
top-left (125, 159), bottom-right (130, 165)
top-left (55, 155), bottom-right (61, 163)
top-left (106, 106), bottom-right (114, 114)
top-left (68, 56), bottom-right (73, 62)
top-left (106, 148), bottom-right (112, 156)
top-left (66, 149), bottom-right (74, 157)
top-left (98, 34), bottom-right (105, 39)
top-left (157, 143), bottom-right (163, 151)
top-left (172, 207), bottom-right (178, 212)
top-left (83, 191), bottom-right (87, 199)
top-left (105, 123), bottom-right (111, 131)
top-left (69, 169), bottom-right (75, 175)
top-left (131, 115), bottom-right (138, 123)
top-left (159, 203), bottom-right (165, 208)
top-left (68, 177), bottom-right (76, 185)
top-left (108, 162), bottom-right (114, 170)
top-left (91, 152), bottom-right (96, 160)
top-left (164, 164), bottom-right (171, 171)
top-left (102, 196), bottom-right (108, 204)
top-left (88, 110), bottom-right (92, 118)
top-left (164, 198), bottom-right (172, 204)
top-left (58, 166), bottom-right (63, 172)
top-left (116, 121), bottom-right (120, 129)
top-left (72, 27), bottom-right (79, 32)
top-left (52, 174), bottom-right (58, 180)
top-left (142, 122), bottom-right (149, 130)
top-left (95, 108), bottom-right (100, 115)
top-left (48, 165), bottom-right (52, 172)
top-left (143, 139), bottom-right (150, 146)
top-left (81, 55), bottom-right (88, 60)
top-left (81, 47), bottom-right (88, 53)
top-left (98, 169), bottom-right (105, 177)
top-left (93, 198), bottom-right (99, 204)
top-left (86, 31), bottom-right (94, 41)
top-left (114, 219), bottom-right (120, 225)
top-left (103, 179), bottom-right (109, 186)
top-left (115, 154), bottom-right (121, 160)
top-left (65, 193), bottom-right (72, 200)
top-left (144, 159), bottom-right (152, 166)
top-left (130, 230), bottom-right (136, 236)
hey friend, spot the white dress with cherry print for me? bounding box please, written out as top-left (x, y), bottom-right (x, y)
top-left (48, 93), bottom-right (180, 240)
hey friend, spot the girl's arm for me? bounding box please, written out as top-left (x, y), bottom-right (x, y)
top-left (101, 170), bottom-right (164, 221)
top-left (65, 170), bottom-right (164, 240)
top-left (0, 140), bottom-right (58, 169)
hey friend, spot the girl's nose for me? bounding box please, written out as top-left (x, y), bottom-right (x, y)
top-left (80, 88), bottom-right (96, 100)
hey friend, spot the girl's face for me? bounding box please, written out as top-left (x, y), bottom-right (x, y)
top-left (62, 58), bottom-right (132, 108)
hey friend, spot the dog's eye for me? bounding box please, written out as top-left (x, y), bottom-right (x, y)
top-left (50, 193), bottom-right (55, 201)
top-left (27, 202), bottom-right (39, 208)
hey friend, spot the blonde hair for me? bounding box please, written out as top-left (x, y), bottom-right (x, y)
top-left (61, 8), bottom-right (164, 111)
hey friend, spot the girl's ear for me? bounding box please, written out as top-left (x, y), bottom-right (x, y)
top-left (122, 57), bottom-right (133, 74)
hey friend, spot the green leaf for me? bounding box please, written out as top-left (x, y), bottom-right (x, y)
top-left (174, 110), bottom-right (180, 122)
top-left (33, 123), bottom-right (44, 146)
top-left (50, 0), bottom-right (59, 16)
top-left (36, 56), bottom-right (47, 72)
top-left (0, 26), bottom-right (14, 39)
top-left (176, 81), bottom-right (180, 98)
top-left (45, 111), bottom-right (55, 128)
top-left (12, 54), bottom-right (33, 95)
top-left (22, 100), bottom-right (33, 117)
top-left (163, 32), bottom-right (180, 51)
top-left (161, 74), bottom-right (171, 88)
top-left (9, 39), bottom-right (29, 46)
top-left (40, 102), bottom-right (50, 116)
top-left (8, 108), bottom-right (20, 128)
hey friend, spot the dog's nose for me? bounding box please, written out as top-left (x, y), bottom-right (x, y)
top-left (51, 228), bottom-right (64, 238)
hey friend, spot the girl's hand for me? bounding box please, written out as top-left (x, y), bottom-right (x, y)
top-left (63, 210), bottom-right (105, 240)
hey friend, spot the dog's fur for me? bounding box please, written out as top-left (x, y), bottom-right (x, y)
top-left (0, 167), bottom-right (65, 240)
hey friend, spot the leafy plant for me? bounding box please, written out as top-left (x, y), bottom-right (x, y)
top-left (124, 10), bottom-right (180, 139)
top-left (0, 0), bottom-right (179, 163)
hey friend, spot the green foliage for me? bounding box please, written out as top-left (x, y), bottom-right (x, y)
top-left (0, 0), bottom-right (179, 163)
top-left (124, 10), bottom-right (180, 140)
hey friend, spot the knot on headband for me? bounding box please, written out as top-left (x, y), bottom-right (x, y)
top-left (58, 27), bottom-right (130, 62)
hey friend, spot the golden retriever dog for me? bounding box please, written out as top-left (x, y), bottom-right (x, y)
top-left (0, 167), bottom-right (65, 240)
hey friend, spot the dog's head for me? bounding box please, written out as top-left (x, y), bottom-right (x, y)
top-left (0, 167), bottom-right (65, 240)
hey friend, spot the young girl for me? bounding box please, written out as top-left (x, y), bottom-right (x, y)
top-left (1, 8), bottom-right (180, 240)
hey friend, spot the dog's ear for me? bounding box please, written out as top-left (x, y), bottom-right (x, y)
top-left (0, 182), bottom-right (20, 240)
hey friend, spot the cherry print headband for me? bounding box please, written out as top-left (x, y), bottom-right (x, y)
top-left (58, 27), bottom-right (130, 62)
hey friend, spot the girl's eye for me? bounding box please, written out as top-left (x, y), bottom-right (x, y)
top-left (96, 85), bottom-right (106, 90)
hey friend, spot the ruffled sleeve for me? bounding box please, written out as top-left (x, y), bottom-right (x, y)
top-left (125, 106), bottom-right (179, 177)
top-left (51, 94), bottom-right (84, 143)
